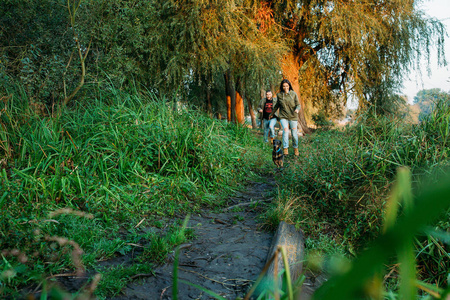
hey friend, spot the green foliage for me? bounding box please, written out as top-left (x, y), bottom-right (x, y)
top-left (1, 0), bottom-right (446, 121)
top-left (266, 98), bottom-right (450, 287)
top-left (0, 0), bottom-right (285, 116)
top-left (268, 0), bottom-right (446, 114)
top-left (414, 88), bottom-right (450, 121)
top-left (0, 0), bottom-right (73, 105)
top-left (138, 223), bottom-right (195, 264)
top-left (92, 264), bottom-right (153, 298)
top-left (311, 111), bottom-right (334, 130)
top-left (0, 84), bottom-right (271, 297)
top-left (313, 169), bottom-right (450, 299)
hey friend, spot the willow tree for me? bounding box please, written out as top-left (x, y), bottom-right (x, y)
top-left (262, 0), bottom-right (446, 132)
top-left (146, 0), bottom-right (286, 123)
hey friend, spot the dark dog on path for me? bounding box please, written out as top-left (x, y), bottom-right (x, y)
top-left (272, 139), bottom-right (284, 168)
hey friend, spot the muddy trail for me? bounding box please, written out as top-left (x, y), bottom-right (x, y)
top-left (109, 177), bottom-right (276, 299)
top-left (52, 167), bottom-right (324, 299)
top-left (48, 165), bottom-right (325, 300)
top-left (46, 171), bottom-right (325, 300)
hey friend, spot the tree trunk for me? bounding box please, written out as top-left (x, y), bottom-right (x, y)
top-left (206, 73), bottom-right (214, 116)
top-left (224, 71), bottom-right (236, 123)
top-left (259, 88), bottom-right (265, 129)
top-left (63, 6), bottom-right (92, 108)
top-left (235, 91), bottom-right (245, 124)
top-left (224, 73), bottom-right (231, 121)
top-left (205, 75), bottom-right (213, 117)
top-left (226, 95), bottom-right (232, 122)
top-left (206, 88), bottom-right (212, 117)
top-left (235, 77), bottom-right (245, 124)
top-left (281, 53), bottom-right (311, 134)
top-left (240, 79), bottom-right (256, 129)
top-left (247, 96), bottom-right (257, 129)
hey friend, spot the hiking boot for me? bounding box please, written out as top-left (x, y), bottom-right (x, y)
top-left (294, 148), bottom-right (299, 156)
top-left (283, 148), bottom-right (288, 155)
top-left (269, 137), bottom-right (274, 144)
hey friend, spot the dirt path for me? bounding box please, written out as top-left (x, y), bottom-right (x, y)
top-left (112, 178), bottom-right (275, 299)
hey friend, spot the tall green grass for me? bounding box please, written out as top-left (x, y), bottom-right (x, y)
top-left (265, 98), bottom-right (450, 291)
top-left (312, 168), bottom-right (450, 299)
top-left (0, 84), bottom-right (270, 297)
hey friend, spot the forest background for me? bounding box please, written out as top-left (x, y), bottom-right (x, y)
top-left (1, 0), bottom-right (450, 299)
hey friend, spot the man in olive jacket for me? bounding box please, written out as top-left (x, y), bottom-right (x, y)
top-left (258, 90), bottom-right (279, 144)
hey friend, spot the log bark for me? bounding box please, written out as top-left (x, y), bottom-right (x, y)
top-left (265, 221), bottom-right (305, 287)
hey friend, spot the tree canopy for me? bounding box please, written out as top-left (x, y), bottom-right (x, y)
top-left (262, 0), bottom-right (446, 128)
top-left (0, 0), bottom-right (446, 125)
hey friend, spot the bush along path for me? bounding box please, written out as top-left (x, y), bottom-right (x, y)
top-left (111, 177), bottom-right (275, 299)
